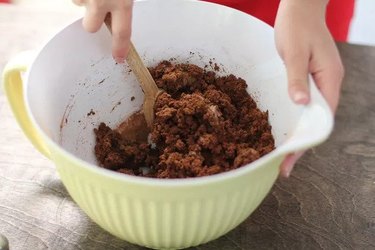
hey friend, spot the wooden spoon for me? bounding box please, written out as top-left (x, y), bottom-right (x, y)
top-left (104, 14), bottom-right (162, 142)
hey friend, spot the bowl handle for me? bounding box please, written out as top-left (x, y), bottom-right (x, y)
top-left (2, 51), bottom-right (51, 159)
top-left (277, 93), bottom-right (334, 155)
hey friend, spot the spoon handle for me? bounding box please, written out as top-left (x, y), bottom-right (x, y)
top-left (104, 13), bottom-right (160, 127)
top-left (126, 42), bottom-right (160, 99)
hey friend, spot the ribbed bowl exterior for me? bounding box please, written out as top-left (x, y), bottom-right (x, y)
top-left (54, 153), bottom-right (281, 249)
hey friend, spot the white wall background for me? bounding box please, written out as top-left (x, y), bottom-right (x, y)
top-left (349, 0), bottom-right (375, 46)
top-left (12, 0), bottom-right (375, 46)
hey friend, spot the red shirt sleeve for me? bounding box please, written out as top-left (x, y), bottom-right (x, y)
top-left (203, 0), bottom-right (354, 42)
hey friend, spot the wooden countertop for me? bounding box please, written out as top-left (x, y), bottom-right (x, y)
top-left (0, 4), bottom-right (374, 250)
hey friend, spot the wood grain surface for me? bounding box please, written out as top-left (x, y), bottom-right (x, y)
top-left (0, 4), bottom-right (374, 250)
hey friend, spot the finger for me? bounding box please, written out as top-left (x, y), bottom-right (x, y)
top-left (111, 7), bottom-right (133, 63)
top-left (280, 151), bottom-right (305, 177)
top-left (283, 49), bottom-right (311, 105)
top-left (82, 5), bottom-right (107, 33)
top-left (311, 45), bottom-right (344, 113)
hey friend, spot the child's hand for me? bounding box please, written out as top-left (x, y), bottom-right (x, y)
top-left (73, 0), bottom-right (133, 63)
top-left (275, 0), bottom-right (344, 177)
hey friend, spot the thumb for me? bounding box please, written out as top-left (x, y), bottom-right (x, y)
top-left (280, 151), bottom-right (305, 177)
top-left (283, 49), bottom-right (311, 105)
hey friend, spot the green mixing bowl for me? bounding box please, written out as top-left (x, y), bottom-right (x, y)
top-left (2, 0), bottom-right (333, 248)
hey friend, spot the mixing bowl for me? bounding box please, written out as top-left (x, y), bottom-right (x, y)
top-left (2, 0), bottom-right (333, 248)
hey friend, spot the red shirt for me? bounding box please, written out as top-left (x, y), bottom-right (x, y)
top-left (203, 0), bottom-right (355, 42)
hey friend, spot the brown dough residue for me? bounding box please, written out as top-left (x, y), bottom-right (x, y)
top-left (94, 61), bottom-right (274, 178)
top-left (87, 109), bottom-right (95, 116)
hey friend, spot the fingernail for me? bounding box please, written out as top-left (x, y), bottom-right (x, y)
top-left (292, 91), bottom-right (309, 104)
top-left (114, 57), bottom-right (125, 64)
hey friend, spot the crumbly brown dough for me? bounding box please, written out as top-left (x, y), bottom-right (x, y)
top-left (94, 61), bottom-right (275, 178)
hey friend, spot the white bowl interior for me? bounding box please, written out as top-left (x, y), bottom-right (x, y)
top-left (26, 0), bottom-right (315, 165)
